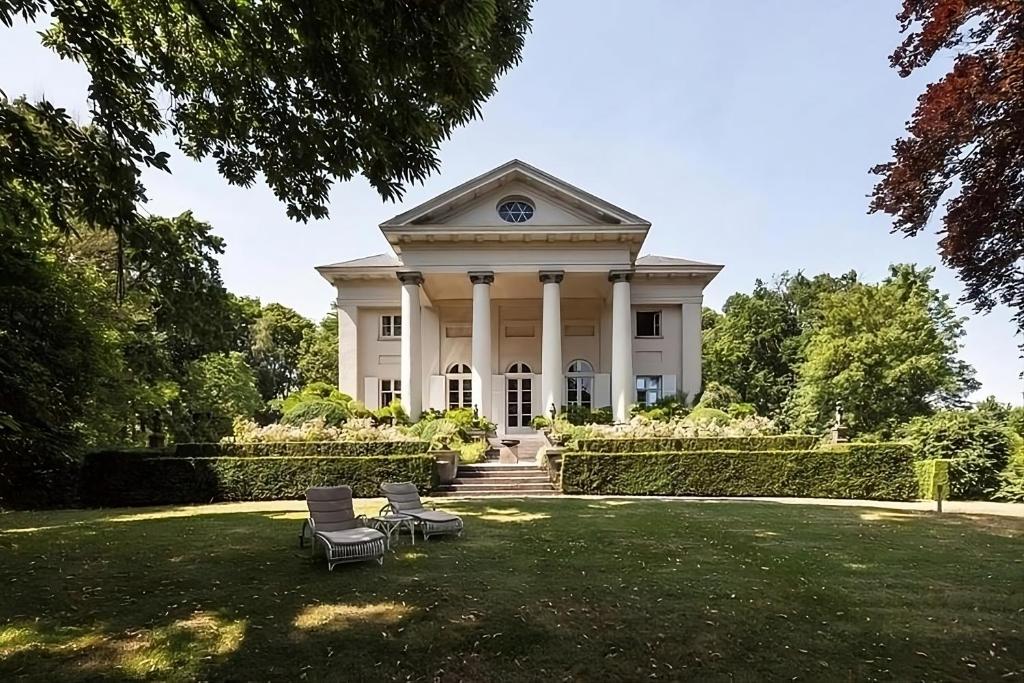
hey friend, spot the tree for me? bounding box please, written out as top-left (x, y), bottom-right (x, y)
top-left (870, 1), bottom-right (1024, 344)
top-left (898, 410), bottom-right (1013, 500)
top-left (298, 313), bottom-right (339, 387)
top-left (788, 265), bottom-right (977, 435)
top-left (250, 304), bottom-right (315, 400)
top-left (2, 1), bottom-right (533, 223)
top-left (703, 271), bottom-right (858, 418)
top-left (177, 352), bottom-right (262, 442)
top-left (0, 218), bottom-right (103, 506)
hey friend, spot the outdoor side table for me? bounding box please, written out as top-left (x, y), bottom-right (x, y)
top-left (369, 514), bottom-right (415, 550)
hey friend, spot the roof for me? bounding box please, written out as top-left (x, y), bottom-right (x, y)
top-left (636, 254), bottom-right (722, 269)
top-left (380, 159), bottom-right (651, 228)
top-left (317, 253), bottom-right (401, 269)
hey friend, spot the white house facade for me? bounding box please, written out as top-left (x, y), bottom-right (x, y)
top-left (316, 160), bottom-right (722, 434)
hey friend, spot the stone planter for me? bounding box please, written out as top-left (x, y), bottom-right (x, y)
top-left (434, 450), bottom-right (459, 484)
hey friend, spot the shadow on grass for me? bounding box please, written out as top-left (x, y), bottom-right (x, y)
top-left (0, 498), bottom-right (1022, 682)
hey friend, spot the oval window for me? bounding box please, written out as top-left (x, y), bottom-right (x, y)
top-left (497, 198), bottom-right (535, 223)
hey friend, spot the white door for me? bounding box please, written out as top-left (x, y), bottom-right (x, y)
top-left (505, 363), bottom-right (534, 432)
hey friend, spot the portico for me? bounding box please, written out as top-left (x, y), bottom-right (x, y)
top-left (316, 160), bottom-right (722, 433)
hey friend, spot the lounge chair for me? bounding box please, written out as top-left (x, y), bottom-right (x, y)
top-left (380, 482), bottom-right (464, 541)
top-left (301, 486), bottom-right (386, 569)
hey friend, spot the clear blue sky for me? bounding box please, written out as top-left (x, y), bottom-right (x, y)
top-left (2, 1), bottom-right (1021, 403)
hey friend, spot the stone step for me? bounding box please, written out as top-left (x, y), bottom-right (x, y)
top-left (451, 476), bottom-right (550, 486)
top-left (454, 471), bottom-right (549, 480)
top-left (458, 464), bottom-right (540, 473)
top-left (433, 489), bottom-right (557, 498)
top-left (443, 481), bottom-right (554, 491)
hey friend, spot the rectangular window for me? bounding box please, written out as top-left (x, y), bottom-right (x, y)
top-left (635, 376), bottom-right (661, 406)
top-left (380, 379), bottom-right (402, 408)
top-left (635, 311), bottom-right (661, 338)
top-left (566, 377), bottom-right (593, 409)
top-left (380, 315), bottom-right (402, 339)
top-left (448, 378), bottom-right (472, 411)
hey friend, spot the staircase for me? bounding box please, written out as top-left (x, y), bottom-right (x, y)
top-left (435, 463), bottom-right (557, 497)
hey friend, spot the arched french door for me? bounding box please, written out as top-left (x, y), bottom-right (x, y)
top-left (505, 362), bottom-right (533, 431)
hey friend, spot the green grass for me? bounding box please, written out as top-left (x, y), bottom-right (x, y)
top-left (0, 498), bottom-right (1021, 681)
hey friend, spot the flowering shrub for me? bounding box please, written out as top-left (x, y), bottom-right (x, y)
top-left (226, 417), bottom-right (416, 443)
top-left (552, 412), bottom-right (779, 444)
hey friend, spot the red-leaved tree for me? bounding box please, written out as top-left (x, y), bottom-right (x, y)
top-left (870, 0), bottom-right (1023, 344)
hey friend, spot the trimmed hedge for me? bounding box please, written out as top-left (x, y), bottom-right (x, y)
top-left (573, 435), bottom-right (821, 453)
top-left (561, 443), bottom-right (918, 501)
top-left (81, 453), bottom-right (435, 507)
top-left (914, 459), bottom-right (951, 500)
top-left (174, 440), bottom-right (428, 458)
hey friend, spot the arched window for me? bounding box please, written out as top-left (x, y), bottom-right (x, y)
top-left (566, 359), bottom-right (594, 409)
top-left (507, 362), bottom-right (532, 374)
top-left (447, 363), bottom-right (472, 410)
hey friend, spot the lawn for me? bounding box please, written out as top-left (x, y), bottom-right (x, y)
top-left (0, 498), bottom-right (1021, 682)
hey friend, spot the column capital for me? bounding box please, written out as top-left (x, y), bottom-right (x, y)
top-left (608, 269), bottom-right (634, 283)
top-left (539, 269), bottom-right (565, 284)
top-left (468, 270), bottom-right (494, 285)
top-left (396, 270), bottom-right (424, 286)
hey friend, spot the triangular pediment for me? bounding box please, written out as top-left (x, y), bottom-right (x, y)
top-left (380, 160), bottom-right (649, 230)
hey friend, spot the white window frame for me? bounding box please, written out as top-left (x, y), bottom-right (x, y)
top-left (565, 359), bottom-right (594, 410)
top-left (446, 363), bottom-right (472, 410)
top-left (635, 375), bottom-right (661, 406)
top-left (635, 310), bottom-right (662, 338)
top-left (380, 314), bottom-right (402, 340)
top-left (380, 379), bottom-right (402, 408)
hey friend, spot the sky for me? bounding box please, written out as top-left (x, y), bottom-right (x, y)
top-left (2, 1), bottom-right (1021, 403)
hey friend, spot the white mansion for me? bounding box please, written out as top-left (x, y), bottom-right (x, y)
top-left (316, 160), bottom-right (722, 434)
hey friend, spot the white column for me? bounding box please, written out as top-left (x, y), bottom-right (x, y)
top-left (336, 304), bottom-right (359, 399)
top-left (540, 270), bottom-right (564, 418)
top-left (680, 300), bottom-right (703, 404)
top-left (398, 271), bottom-right (423, 419)
top-left (470, 271), bottom-right (494, 419)
top-left (610, 270), bottom-right (634, 423)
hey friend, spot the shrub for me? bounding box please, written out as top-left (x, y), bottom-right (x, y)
top-left (563, 405), bottom-right (614, 425)
top-left (531, 415), bottom-right (551, 429)
top-left (686, 407), bottom-right (732, 427)
top-left (996, 432), bottom-right (1024, 502)
top-left (229, 417), bottom-right (414, 443)
top-left (458, 440), bottom-right (488, 464)
top-left (80, 452), bottom-right (435, 506)
top-left (280, 399), bottom-right (349, 427)
top-left (914, 459), bottom-right (951, 500)
top-left (727, 402), bottom-right (757, 418)
top-left (574, 435), bottom-right (820, 453)
top-left (280, 383), bottom-right (352, 427)
top-left (561, 443), bottom-right (918, 501)
top-left (175, 441), bottom-right (428, 458)
top-left (0, 432), bottom-right (85, 509)
top-left (696, 382), bottom-right (741, 410)
top-left (897, 411), bottom-right (1013, 499)
top-left (407, 418), bottom-right (469, 450)
top-left (630, 395), bottom-right (688, 422)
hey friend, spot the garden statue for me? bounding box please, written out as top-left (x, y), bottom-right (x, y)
top-left (830, 400), bottom-right (849, 443)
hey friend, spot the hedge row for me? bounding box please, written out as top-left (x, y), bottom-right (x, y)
top-left (573, 435), bottom-right (821, 453)
top-left (174, 440), bottom-right (429, 458)
top-left (80, 453), bottom-right (435, 507)
top-left (914, 458), bottom-right (951, 500)
top-left (561, 443), bottom-right (920, 500)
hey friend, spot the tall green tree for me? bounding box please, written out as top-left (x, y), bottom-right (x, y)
top-left (298, 313), bottom-right (339, 388)
top-left (177, 352), bottom-right (262, 442)
top-left (703, 271), bottom-right (859, 418)
top-left (2, 1), bottom-right (533, 224)
top-left (787, 265), bottom-right (977, 436)
top-left (250, 304), bottom-right (315, 400)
